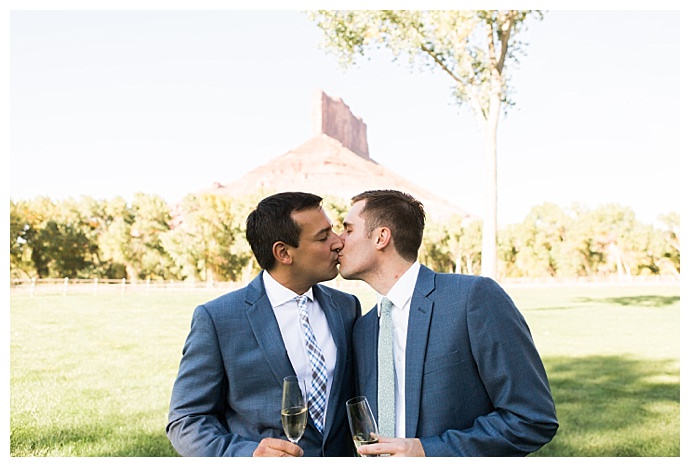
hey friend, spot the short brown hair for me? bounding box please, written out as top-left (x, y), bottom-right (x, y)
top-left (351, 190), bottom-right (425, 262)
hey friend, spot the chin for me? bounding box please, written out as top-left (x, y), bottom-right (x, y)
top-left (322, 269), bottom-right (339, 282)
top-left (337, 267), bottom-right (353, 280)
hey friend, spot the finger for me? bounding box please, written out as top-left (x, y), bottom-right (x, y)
top-left (255, 438), bottom-right (303, 457)
top-left (269, 439), bottom-right (303, 457)
top-left (284, 443), bottom-right (304, 457)
top-left (358, 445), bottom-right (388, 457)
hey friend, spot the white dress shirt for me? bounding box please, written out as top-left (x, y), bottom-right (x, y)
top-left (262, 271), bottom-right (337, 421)
top-left (377, 261), bottom-right (420, 438)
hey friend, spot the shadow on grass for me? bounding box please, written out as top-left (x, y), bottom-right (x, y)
top-left (11, 355), bottom-right (680, 457)
top-left (533, 355), bottom-right (680, 457)
top-left (577, 295), bottom-right (680, 308)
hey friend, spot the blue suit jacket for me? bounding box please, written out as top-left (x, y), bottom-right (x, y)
top-left (353, 266), bottom-right (558, 456)
top-left (167, 273), bottom-right (362, 456)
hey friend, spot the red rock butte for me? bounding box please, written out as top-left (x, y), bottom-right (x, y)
top-left (203, 90), bottom-right (470, 221)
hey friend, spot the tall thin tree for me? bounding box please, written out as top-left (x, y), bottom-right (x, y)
top-left (309, 10), bottom-right (543, 278)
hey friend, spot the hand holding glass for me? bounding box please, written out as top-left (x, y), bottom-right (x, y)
top-left (281, 376), bottom-right (308, 443)
top-left (346, 396), bottom-right (379, 456)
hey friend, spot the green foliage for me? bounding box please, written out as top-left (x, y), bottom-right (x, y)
top-left (322, 194), bottom-right (350, 229)
top-left (655, 212), bottom-right (680, 275)
top-left (97, 194), bottom-right (176, 281)
top-left (308, 10), bottom-right (541, 115)
top-left (161, 193), bottom-right (254, 283)
top-left (8, 195), bottom-right (680, 281)
top-left (10, 196), bottom-right (103, 279)
top-left (512, 203), bottom-right (573, 277)
top-left (420, 216), bottom-right (482, 274)
top-left (10, 199), bottom-right (38, 278)
top-left (416, 202), bottom-right (680, 280)
top-left (130, 193), bottom-right (177, 279)
top-left (10, 284), bottom-right (679, 456)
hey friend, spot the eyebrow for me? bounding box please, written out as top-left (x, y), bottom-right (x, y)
top-left (313, 225), bottom-right (332, 238)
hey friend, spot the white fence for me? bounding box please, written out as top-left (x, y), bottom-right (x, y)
top-left (9, 277), bottom-right (242, 296)
top-left (9, 274), bottom-right (679, 297)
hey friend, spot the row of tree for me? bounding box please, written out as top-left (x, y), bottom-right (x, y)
top-left (9, 193), bottom-right (680, 283)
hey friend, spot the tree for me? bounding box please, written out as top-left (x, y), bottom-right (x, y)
top-left (448, 217), bottom-right (483, 275)
top-left (128, 193), bottom-right (176, 280)
top-left (590, 204), bottom-right (641, 278)
top-left (98, 196), bottom-right (139, 280)
top-left (161, 193), bottom-right (253, 283)
top-left (17, 197), bottom-right (58, 278)
top-left (512, 203), bottom-right (572, 278)
top-left (657, 212), bottom-right (680, 275)
top-left (10, 199), bottom-right (35, 278)
top-left (308, 10), bottom-right (543, 278)
top-left (45, 197), bottom-right (101, 278)
top-left (420, 221), bottom-right (455, 273)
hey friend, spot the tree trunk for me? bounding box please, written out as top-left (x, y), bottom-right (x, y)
top-left (206, 266), bottom-right (215, 286)
top-left (480, 94), bottom-right (500, 279)
top-left (125, 263), bottom-right (138, 283)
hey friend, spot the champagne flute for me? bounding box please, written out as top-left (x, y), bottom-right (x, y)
top-left (346, 396), bottom-right (379, 456)
top-left (281, 376), bottom-right (308, 444)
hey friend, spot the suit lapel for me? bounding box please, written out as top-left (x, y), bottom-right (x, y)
top-left (404, 266), bottom-right (435, 437)
top-left (313, 285), bottom-right (345, 438)
top-left (364, 307), bottom-right (380, 419)
top-left (245, 275), bottom-right (295, 386)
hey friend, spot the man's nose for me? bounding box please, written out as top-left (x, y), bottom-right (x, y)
top-left (332, 233), bottom-right (344, 250)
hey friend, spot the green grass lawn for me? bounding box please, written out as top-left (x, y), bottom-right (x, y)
top-left (9, 281), bottom-right (680, 456)
top-left (505, 284), bottom-right (680, 456)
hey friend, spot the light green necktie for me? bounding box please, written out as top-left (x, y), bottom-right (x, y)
top-left (377, 297), bottom-right (395, 438)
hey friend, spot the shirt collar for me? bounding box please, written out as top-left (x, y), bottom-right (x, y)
top-left (262, 270), bottom-right (314, 308)
top-left (377, 261), bottom-right (420, 315)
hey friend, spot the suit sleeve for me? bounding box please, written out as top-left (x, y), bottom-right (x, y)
top-left (420, 277), bottom-right (558, 456)
top-left (166, 305), bottom-right (258, 457)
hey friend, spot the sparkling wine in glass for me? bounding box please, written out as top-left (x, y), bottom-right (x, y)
top-left (281, 376), bottom-right (308, 443)
top-left (346, 396), bottom-right (379, 456)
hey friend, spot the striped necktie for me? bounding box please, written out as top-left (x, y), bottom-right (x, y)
top-left (296, 295), bottom-right (328, 433)
top-left (377, 297), bottom-right (395, 438)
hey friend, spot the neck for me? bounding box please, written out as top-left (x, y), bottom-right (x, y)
top-left (367, 258), bottom-right (414, 296)
top-left (266, 269), bottom-right (311, 295)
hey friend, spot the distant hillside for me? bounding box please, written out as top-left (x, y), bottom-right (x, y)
top-left (198, 90), bottom-right (470, 221)
top-left (203, 133), bottom-right (468, 221)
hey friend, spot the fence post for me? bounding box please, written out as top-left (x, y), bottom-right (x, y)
top-left (30, 277), bottom-right (36, 296)
top-left (63, 277), bottom-right (69, 296)
top-left (121, 278), bottom-right (126, 295)
top-left (93, 277), bottom-right (99, 295)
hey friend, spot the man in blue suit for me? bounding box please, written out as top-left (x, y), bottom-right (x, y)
top-left (167, 192), bottom-right (361, 456)
top-left (337, 189), bottom-right (558, 456)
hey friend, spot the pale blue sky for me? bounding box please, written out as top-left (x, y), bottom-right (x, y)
top-left (6, 3), bottom-right (682, 226)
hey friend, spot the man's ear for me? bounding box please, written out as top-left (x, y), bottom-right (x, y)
top-left (272, 241), bottom-right (293, 265)
top-left (374, 227), bottom-right (392, 251)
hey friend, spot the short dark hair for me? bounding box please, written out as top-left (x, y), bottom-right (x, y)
top-left (246, 192), bottom-right (323, 270)
top-left (351, 190), bottom-right (425, 262)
